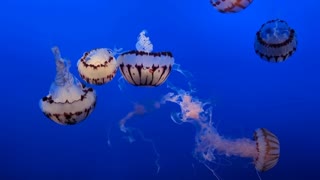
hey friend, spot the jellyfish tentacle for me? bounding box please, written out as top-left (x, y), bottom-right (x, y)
top-left (136, 30), bottom-right (153, 53)
top-left (161, 84), bottom-right (280, 178)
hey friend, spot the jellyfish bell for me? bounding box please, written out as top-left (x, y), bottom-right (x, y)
top-left (254, 19), bottom-right (297, 62)
top-left (117, 30), bottom-right (175, 87)
top-left (77, 48), bottom-right (118, 85)
top-left (210, 0), bottom-right (253, 13)
top-left (40, 47), bottom-right (97, 125)
top-left (254, 128), bottom-right (280, 172)
top-left (118, 51), bottom-right (174, 87)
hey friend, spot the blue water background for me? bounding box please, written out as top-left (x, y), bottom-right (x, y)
top-left (1, 0), bottom-right (319, 179)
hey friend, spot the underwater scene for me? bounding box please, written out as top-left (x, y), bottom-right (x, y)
top-left (2, 0), bottom-right (320, 179)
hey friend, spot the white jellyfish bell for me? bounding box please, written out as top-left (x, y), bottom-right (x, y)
top-left (77, 48), bottom-right (118, 85)
top-left (117, 30), bottom-right (174, 87)
top-left (254, 19), bottom-right (297, 62)
top-left (39, 47), bottom-right (97, 125)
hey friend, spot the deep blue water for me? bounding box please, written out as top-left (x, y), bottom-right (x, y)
top-left (2, 0), bottom-right (320, 179)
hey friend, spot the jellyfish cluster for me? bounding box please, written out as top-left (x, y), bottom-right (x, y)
top-left (39, 0), bottom-right (298, 179)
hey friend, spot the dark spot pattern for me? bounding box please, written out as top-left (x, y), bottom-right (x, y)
top-left (210, 0), bottom-right (253, 13)
top-left (78, 48), bottom-right (117, 85)
top-left (121, 50), bottom-right (173, 57)
top-left (254, 19), bottom-right (297, 62)
top-left (119, 50), bottom-right (173, 87)
top-left (41, 87), bottom-right (96, 125)
top-left (253, 128), bottom-right (280, 172)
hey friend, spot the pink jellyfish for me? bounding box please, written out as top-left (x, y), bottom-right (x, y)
top-left (161, 87), bottom-right (280, 175)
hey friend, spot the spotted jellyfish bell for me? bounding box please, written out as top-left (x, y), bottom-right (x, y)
top-left (254, 19), bottom-right (297, 62)
top-left (39, 47), bottom-right (97, 125)
top-left (77, 48), bottom-right (119, 85)
top-left (210, 0), bottom-right (253, 13)
top-left (117, 30), bottom-right (174, 87)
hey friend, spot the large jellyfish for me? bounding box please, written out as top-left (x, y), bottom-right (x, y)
top-left (117, 30), bottom-right (174, 87)
top-left (77, 48), bottom-right (118, 85)
top-left (254, 19), bottom-right (297, 62)
top-left (39, 47), bottom-right (97, 125)
top-left (210, 0), bottom-right (253, 13)
top-left (161, 87), bottom-right (280, 178)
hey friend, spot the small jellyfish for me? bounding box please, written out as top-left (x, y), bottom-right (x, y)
top-left (210, 0), bottom-right (253, 13)
top-left (39, 47), bottom-right (97, 125)
top-left (77, 48), bottom-right (118, 85)
top-left (254, 19), bottom-right (297, 62)
top-left (117, 30), bottom-right (174, 87)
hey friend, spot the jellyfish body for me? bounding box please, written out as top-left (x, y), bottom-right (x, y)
top-left (161, 87), bottom-right (280, 176)
top-left (77, 48), bottom-right (118, 85)
top-left (254, 19), bottom-right (297, 62)
top-left (39, 47), bottom-right (97, 125)
top-left (254, 128), bottom-right (280, 172)
top-left (118, 30), bottom-right (174, 87)
top-left (210, 0), bottom-right (253, 13)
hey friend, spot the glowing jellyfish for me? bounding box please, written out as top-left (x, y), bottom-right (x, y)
top-left (210, 0), bottom-right (253, 13)
top-left (254, 19), bottom-right (297, 62)
top-left (39, 47), bottom-right (97, 125)
top-left (77, 48), bottom-right (118, 85)
top-left (117, 30), bottom-right (174, 87)
top-left (161, 87), bottom-right (280, 177)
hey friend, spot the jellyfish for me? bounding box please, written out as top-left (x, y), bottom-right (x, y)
top-left (161, 86), bottom-right (280, 178)
top-left (254, 19), bottom-right (297, 62)
top-left (210, 0), bottom-right (253, 13)
top-left (39, 46), bottom-right (97, 125)
top-left (117, 30), bottom-right (174, 87)
top-left (77, 48), bottom-right (118, 85)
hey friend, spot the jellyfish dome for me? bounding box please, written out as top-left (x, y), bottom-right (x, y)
top-left (117, 30), bottom-right (174, 87)
top-left (77, 48), bottom-right (118, 85)
top-left (254, 19), bottom-right (297, 62)
top-left (40, 47), bottom-right (97, 125)
top-left (254, 128), bottom-right (280, 172)
top-left (210, 0), bottom-right (253, 13)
